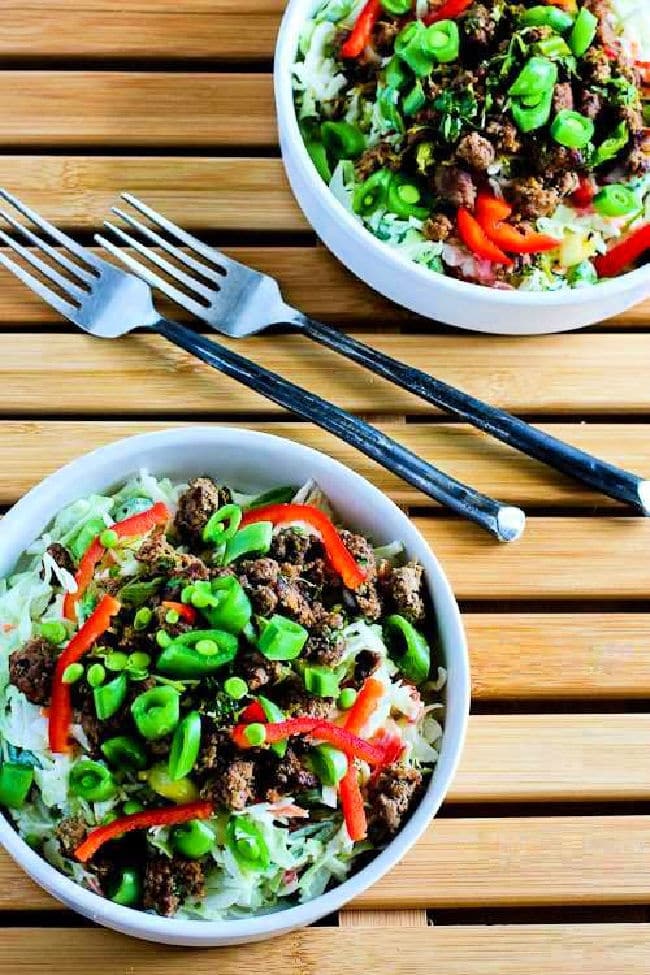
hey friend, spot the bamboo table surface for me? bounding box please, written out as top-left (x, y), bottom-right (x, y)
top-left (0, 3), bottom-right (649, 972)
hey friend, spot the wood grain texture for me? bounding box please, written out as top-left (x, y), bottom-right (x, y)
top-left (0, 73), bottom-right (276, 147)
top-left (5, 925), bottom-right (649, 974)
top-left (0, 419), bottom-right (649, 510)
top-left (3, 816), bottom-right (650, 911)
top-left (465, 613), bottom-right (650, 699)
top-left (1, 1), bottom-right (284, 61)
top-left (1, 333), bottom-right (649, 416)
top-left (415, 517), bottom-right (650, 600)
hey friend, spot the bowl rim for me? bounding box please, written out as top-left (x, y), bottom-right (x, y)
top-left (0, 426), bottom-right (470, 944)
top-left (274, 0), bottom-right (650, 308)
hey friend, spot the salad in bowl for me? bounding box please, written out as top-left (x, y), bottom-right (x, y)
top-left (0, 458), bottom-right (449, 925)
top-left (292, 0), bottom-right (650, 292)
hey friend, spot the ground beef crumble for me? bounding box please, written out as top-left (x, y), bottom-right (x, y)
top-left (8, 638), bottom-right (56, 706)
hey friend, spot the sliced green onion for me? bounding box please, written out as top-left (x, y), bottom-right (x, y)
top-left (101, 735), bottom-right (148, 771)
top-left (99, 529), bottom-right (119, 549)
top-left (381, 0), bottom-right (411, 13)
top-left (122, 800), bottom-right (144, 815)
top-left (352, 168), bottom-right (392, 216)
top-left (394, 20), bottom-right (435, 77)
top-left (147, 764), bottom-right (198, 803)
top-left (304, 665), bottom-right (340, 698)
top-left (156, 630), bottom-right (173, 649)
top-left (244, 722), bottom-right (266, 747)
top-left (227, 815), bottom-right (270, 871)
top-left (62, 662), bottom-right (84, 685)
top-left (421, 20), bottom-right (460, 63)
top-left (551, 109), bottom-right (594, 149)
top-left (535, 35), bottom-right (572, 59)
top-left (193, 576), bottom-right (252, 634)
top-left (171, 820), bottom-right (215, 859)
top-left (258, 695), bottom-right (287, 757)
top-left (0, 763), bottom-right (33, 808)
top-left (338, 687), bottom-right (357, 710)
top-left (168, 711), bottom-right (201, 781)
top-left (156, 629), bottom-right (238, 678)
top-left (258, 614), bottom-right (308, 661)
top-left (386, 174), bottom-right (429, 219)
top-left (321, 120), bottom-right (365, 160)
top-left (127, 651), bottom-right (151, 671)
top-left (384, 614), bottom-right (430, 684)
top-left (203, 503), bottom-right (243, 544)
top-left (385, 55), bottom-right (410, 90)
top-left (131, 685), bottom-right (180, 739)
top-left (105, 651), bottom-right (129, 672)
top-left (311, 744), bottom-right (348, 786)
top-left (520, 5), bottom-right (574, 32)
top-left (70, 517), bottom-right (106, 560)
top-left (592, 121), bottom-right (629, 167)
top-left (511, 87), bottom-right (554, 132)
top-left (165, 608), bottom-right (180, 625)
top-left (594, 184), bottom-right (639, 217)
top-left (94, 673), bottom-right (128, 720)
top-left (403, 79), bottom-right (426, 117)
top-left (41, 620), bottom-right (67, 645)
top-left (108, 868), bottom-right (141, 906)
top-left (509, 56), bottom-right (557, 99)
top-left (224, 522), bottom-right (273, 563)
top-left (87, 663), bottom-right (106, 688)
top-left (569, 6), bottom-right (597, 57)
top-left (306, 142), bottom-right (332, 183)
top-left (224, 676), bottom-right (248, 700)
top-left (69, 760), bottom-right (116, 802)
top-left (133, 606), bottom-right (153, 631)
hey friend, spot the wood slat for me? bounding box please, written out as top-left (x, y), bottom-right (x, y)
top-left (3, 815), bottom-right (650, 911)
top-left (0, 73), bottom-right (276, 148)
top-left (0, 158), bottom-right (304, 233)
top-left (1, 419), bottom-right (649, 510)
top-left (415, 516), bottom-right (650, 600)
top-left (465, 613), bottom-right (650, 699)
top-left (1, 333), bottom-right (649, 416)
top-left (2, 926), bottom-right (650, 975)
top-left (2, 1), bottom-right (283, 61)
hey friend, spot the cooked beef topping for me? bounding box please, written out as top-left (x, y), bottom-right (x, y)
top-left (9, 638), bottom-right (56, 706)
top-left (455, 132), bottom-right (495, 172)
top-left (354, 648), bottom-right (382, 686)
top-left (201, 758), bottom-right (257, 811)
top-left (422, 213), bottom-right (453, 242)
top-left (367, 765), bottom-right (423, 839)
top-left (433, 166), bottom-right (477, 210)
top-left (143, 854), bottom-right (205, 917)
top-left (509, 176), bottom-right (560, 221)
top-left (237, 649), bottom-right (284, 692)
top-left (381, 561), bottom-right (427, 625)
top-left (174, 477), bottom-right (231, 547)
top-left (56, 816), bottom-right (88, 857)
top-left (44, 542), bottom-right (75, 577)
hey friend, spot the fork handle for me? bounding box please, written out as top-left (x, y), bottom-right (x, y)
top-left (288, 313), bottom-right (650, 515)
top-left (154, 317), bottom-right (524, 541)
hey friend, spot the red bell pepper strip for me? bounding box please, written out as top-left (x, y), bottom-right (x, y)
top-left (339, 762), bottom-right (367, 841)
top-left (240, 700), bottom-right (266, 724)
top-left (457, 208), bottom-right (514, 266)
top-left (232, 717), bottom-right (386, 765)
top-left (74, 799), bottom-right (213, 862)
top-left (240, 503), bottom-right (366, 591)
top-left (424, 0), bottom-right (472, 26)
top-left (475, 195), bottom-right (560, 255)
top-left (343, 677), bottom-right (384, 736)
top-left (161, 600), bottom-right (197, 625)
top-left (370, 729), bottom-right (405, 766)
top-left (594, 224), bottom-right (650, 278)
top-left (49, 594), bottom-right (121, 754)
top-left (572, 175), bottom-right (596, 209)
top-left (63, 501), bottom-right (171, 620)
top-left (340, 0), bottom-right (381, 59)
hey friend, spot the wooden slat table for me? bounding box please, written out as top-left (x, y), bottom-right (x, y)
top-left (0, 5), bottom-right (649, 971)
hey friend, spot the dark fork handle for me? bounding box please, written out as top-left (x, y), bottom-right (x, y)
top-left (154, 317), bottom-right (524, 541)
top-left (289, 313), bottom-right (650, 515)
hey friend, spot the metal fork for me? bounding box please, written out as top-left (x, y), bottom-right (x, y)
top-left (0, 187), bottom-right (524, 542)
top-left (98, 194), bottom-right (650, 517)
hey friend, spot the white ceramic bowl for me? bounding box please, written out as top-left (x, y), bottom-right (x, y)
top-left (274, 0), bottom-right (650, 335)
top-left (0, 427), bottom-right (469, 946)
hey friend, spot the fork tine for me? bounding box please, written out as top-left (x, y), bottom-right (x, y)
top-left (121, 192), bottom-right (238, 273)
top-left (0, 209), bottom-right (96, 285)
top-left (0, 225), bottom-right (86, 301)
top-left (95, 231), bottom-right (208, 318)
top-left (0, 187), bottom-right (101, 271)
top-left (0, 245), bottom-right (78, 320)
top-left (104, 216), bottom-right (214, 301)
top-left (110, 206), bottom-right (224, 285)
